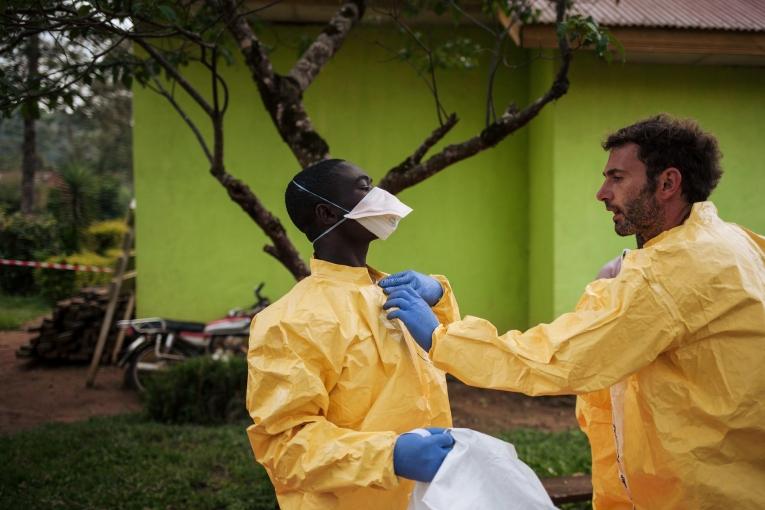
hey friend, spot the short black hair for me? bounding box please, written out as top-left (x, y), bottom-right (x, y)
top-left (285, 159), bottom-right (350, 239)
top-left (603, 114), bottom-right (723, 203)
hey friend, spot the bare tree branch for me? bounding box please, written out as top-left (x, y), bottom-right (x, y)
top-left (485, 31), bottom-right (509, 126)
top-left (149, 78), bottom-right (213, 164)
top-left (372, 38), bottom-right (449, 122)
top-left (215, 0), bottom-right (335, 167)
top-left (149, 43), bottom-right (309, 278)
top-left (215, 0), bottom-right (277, 93)
top-left (387, 13), bottom-right (449, 123)
top-left (205, 43), bottom-right (308, 277)
top-left (381, 114), bottom-right (459, 182)
top-left (132, 37), bottom-right (214, 117)
top-left (379, 0), bottom-right (572, 195)
top-left (447, 0), bottom-right (498, 37)
top-left (209, 168), bottom-right (310, 279)
top-left (287, 0), bottom-right (366, 92)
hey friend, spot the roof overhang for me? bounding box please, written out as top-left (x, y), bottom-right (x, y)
top-left (521, 25), bottom-right (765, 66)
top-left (245, 1), bottom-right (765, 65)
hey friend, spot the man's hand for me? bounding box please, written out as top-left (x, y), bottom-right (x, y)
top-left (379, 270), bottom-right (444, 306)
top-left (393, 428), bottom-right (455, 482)
top-left (383, 286), bottom-right (439, 351)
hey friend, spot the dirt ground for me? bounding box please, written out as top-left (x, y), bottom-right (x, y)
top-left (0, 323), bottom-right (577, 436)
top-left (0, 323), bottom-right (142, 435)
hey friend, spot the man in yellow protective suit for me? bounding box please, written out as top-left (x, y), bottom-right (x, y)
top-left (246, 159), bottom-right (459, 510)
top-left (381, 115), bottom-right (765, 509)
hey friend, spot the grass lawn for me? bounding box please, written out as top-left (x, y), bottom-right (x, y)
top-left (0, 292), bottom-right (49, 330)
top-left (501, 428), bottom-right (591, 478)
top-left (1, 415), bottom-right (592, 509)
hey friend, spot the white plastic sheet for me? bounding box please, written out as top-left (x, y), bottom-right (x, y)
top-left (408, 428), bottom-right (558, 510)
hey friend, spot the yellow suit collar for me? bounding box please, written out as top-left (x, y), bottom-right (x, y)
top-left (309, 257), bottom-right (385, 285)
top-left (644, 201), bottom-right (718, 248)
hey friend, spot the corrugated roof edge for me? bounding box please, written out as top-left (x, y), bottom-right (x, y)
top-left (530, 0), bottom-right (765, 33)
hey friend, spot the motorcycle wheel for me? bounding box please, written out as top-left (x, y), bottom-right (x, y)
top-left (124, 342), bottom-right (187, 392)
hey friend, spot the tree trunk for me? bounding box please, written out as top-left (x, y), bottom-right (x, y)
top-left (21, 33), bottom-right (40, 215)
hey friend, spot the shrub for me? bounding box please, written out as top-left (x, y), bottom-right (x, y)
top-left (0, 211), bottom-right (61, 295)
top-left (143, 356), bottom-right (249, 425)
top-left (34, 250), bottom-right (115, 303)
top-left (84, 219), bottom-right (127, 255)
top-left (0, 172), bottom-right (21, 213)
top-left (94, 174), bottom-right (130, 220)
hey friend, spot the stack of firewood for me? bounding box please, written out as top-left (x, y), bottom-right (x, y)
top-left (16, 287), bottom-right (134, 362)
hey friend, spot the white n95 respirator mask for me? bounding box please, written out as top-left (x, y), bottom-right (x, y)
top-left (292, 181), bottom-right (413, 243)
top-left (344, 187), bottom-right (413, 240)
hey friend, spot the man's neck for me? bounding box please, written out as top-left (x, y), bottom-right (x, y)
top-left (636, 201), bottom-right (693, 248)
top-left (314, 243), bottom-right (370, 268)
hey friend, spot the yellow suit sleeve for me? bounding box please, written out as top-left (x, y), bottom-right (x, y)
top-left (429, 275), bottom-right (461, 325)
top-left (430, 264), bottom-right (684, 396)
top-left (245, 316), bottom-right (399, 494)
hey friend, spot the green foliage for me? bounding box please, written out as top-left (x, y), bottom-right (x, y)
top-left (432, 37), bottom-right (483, 70)
top-left (94, 174), bottom-right (130, 220)
top-left (397, 32), bottom-right (483, 72)
top-left (1, 0), bottom-right (242, 121)
top-left (0, 291), bottom-right (49, 330)
top-left (500, 428), bottom-right (592, 477)
top-left (490, 0), bottom-right (541, 25)
top-left (0, 211), bottom-right (61, 295)
top-left (143, 357), bottom-right (249, 425)
top-left (558, 15), bottom-right (624, 62)
top-left (34, 251), bottom-right (114, 303)
top-left (0, 414), bottom-right (277, 510)
top-left (503, 428), bottom-right (593, 510)
top-left (84, 219), bottom-right (127, 255)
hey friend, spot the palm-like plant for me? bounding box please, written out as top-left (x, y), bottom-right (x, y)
top-left (47, 163), bottom-right (97, 252)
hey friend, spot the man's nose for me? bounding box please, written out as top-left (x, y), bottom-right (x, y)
top-left (596, 182), bottom-right (609, 202)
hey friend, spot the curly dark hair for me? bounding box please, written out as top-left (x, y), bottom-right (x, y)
top-left (602, 114), bottom-right (723, 203)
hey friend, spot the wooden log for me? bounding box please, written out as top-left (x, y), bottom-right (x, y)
top-left (542, 474), bottom-right (593, 505)
top-left (15, 345), bottom-right (34, 358)
top-left (16, 268), bottom-right (136, 363)
top-left (36, 342), bottom-right (54, 354)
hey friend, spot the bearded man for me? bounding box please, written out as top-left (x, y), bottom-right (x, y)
top-left (380, 115), bottom-right (765, 509)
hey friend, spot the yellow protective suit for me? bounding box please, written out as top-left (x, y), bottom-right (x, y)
top-left (246, 258), bottom-right (458, 510)
top-left (429, 202), bottom-right (765, 509)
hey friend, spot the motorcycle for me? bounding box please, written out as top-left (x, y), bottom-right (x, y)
top-left (118, 283), bottom-right (270, 391)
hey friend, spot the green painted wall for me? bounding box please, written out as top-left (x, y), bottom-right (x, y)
top-left (541, 53), bottom-right (765, 317)
top-left (134, 26), bottom-right (765, 332)
top-left (133, 26), bottom-right (530, 331)
top-left (527, 54), bottom-right (556, 326)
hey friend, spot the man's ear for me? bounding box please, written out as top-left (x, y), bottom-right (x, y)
top-left (315, 203), bottom-right (340, 226)
top-left (657, 167), bottom-right (683, 200)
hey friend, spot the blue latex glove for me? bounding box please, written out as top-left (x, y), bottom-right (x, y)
top-left (393, 428), bottom-right (455, 482)
top-left (379, 270), bottom-right (444, 306)
top-left (383, 286), bottom-right (440, 351)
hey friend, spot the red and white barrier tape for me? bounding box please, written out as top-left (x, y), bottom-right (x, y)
top-left (0, 258), bottom-right (113, 273)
